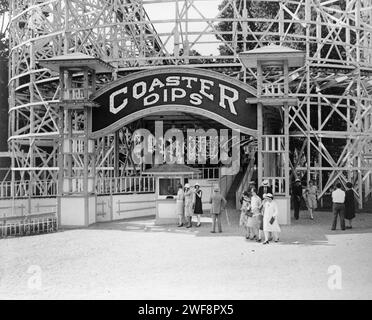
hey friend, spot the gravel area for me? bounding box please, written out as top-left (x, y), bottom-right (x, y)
top-left (0, 210), bottom-right (371, 300)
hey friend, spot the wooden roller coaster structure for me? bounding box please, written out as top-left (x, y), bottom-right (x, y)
top-left (3, 0), bottom-right (372, 210)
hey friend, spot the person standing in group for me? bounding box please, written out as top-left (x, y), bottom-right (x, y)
top-left (304, 180), bottom-right (318, 220)
top-left (344, 182), bottom-right (355, 229)
top-left (210, 186), bottom-right (227, 233)
top-left (193, 182), bottom-right (203, 227)
top-left (262, 193), bottom-right (281, 244)
top-left (239, 191), bottom-right (251, 239)
top-left (331, 182), bottom-right (346, 231)
top-left (176, 183), bottom-right (185, 227)
top-left (258, 179), bottom-right (272, 200)
top-left (250, 187), bottom-right (262, 242)
top-left (184, 183), bottom-right (194, 228)
top-left (292, 178), bottom-right (303, 220)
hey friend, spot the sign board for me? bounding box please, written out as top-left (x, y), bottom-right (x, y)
top-left (91, 67), bottom-right (257, 136)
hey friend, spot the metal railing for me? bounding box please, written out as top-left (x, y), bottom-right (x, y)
top-left (0, 180), bottom-right (58, 199)
top-left (262, 135), bottom-right (285, 152)
top-left (264, 177), bottom-right (286, 195)
top-left (260, 83), bottom-right (285, 97)
top-left (1, 167), bottom-right (221, 198)
top-left (235, 157), bottom-right (256, 209)
top-left (62, 88), bottom-right (93, 101)
top-left (190, 167), bottom-right (220, 180)
top-left (96, 176), bottom-right (155, 195)
top-left (0, 211), bottom-right (58, 238)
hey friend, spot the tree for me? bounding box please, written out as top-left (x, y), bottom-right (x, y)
top-left (216, 0), bottom-right (279, 55)
top-left (0, 0), bottom-right (8, 58)
top-left (215, 0), bottom-right (353, 61)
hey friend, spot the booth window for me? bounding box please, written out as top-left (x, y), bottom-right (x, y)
top-left (159, 178), bottom-right (181, 196)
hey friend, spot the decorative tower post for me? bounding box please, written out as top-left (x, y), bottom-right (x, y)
top-left (239, 44), bottom-right (305, 225)
top-left (39, 53), bottom-right (114, 227)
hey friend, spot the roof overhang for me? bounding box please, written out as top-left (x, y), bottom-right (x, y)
top-left (38, 53), bottom-right (114, 73)
top-left (239, 44), bottom-right (306, 68)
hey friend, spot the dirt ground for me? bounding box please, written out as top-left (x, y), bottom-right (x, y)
top-left (0, 209), bottom-right (372, 300)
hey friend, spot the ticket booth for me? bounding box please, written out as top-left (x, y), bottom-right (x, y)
top-left (144, 164), bottom-right (201, 225)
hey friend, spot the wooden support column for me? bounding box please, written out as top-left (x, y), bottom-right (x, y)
top-left (356, 0), bottom-right (363, 209)
top-left (83, 107), bottom-right (89, 225)
top-left (284, 103), bottom-right (290, 197)
top-left (114, 131), bottom-right (119, 178)
top-left (257, 62), bottom-right (263, 185)
top-left (57, 107), bottom-right (64, 226)
top-left (257, 103), bottom-right (263, 185)
top-left (67, 109), bottom-right (72, 193)
top-left (283, 60), bottom-right (290, 197)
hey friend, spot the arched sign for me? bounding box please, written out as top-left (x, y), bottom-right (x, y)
top-left (91, 67), bottom-right (257, 137)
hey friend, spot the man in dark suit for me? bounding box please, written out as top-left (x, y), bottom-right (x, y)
top-left (292, 178), bottom-right (303, 220)
top-left (209, 186), bottom-right (227, 233)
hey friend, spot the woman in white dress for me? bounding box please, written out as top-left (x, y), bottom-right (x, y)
top-left (239, 191), bottom-right (251, 239)
top-left (250, 187), bottom-right (262, 241)
top-left (184, 183), bottom-right (194, 228)
top-left (303, 180), bottom-right (317, 220)
top-left (176, 183), bottom-right (185, 227)
top-left (262, 193), bottom-right (281, 244)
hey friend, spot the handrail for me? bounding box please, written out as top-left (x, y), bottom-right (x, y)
top-left (0, 179), bottom-right (58, 199)
top-left (235, 157), bottom-right (256, 209)
top-left (191, 167), bottom-right (220, 180)
top-left (96, 175), bottom-right (155, 195)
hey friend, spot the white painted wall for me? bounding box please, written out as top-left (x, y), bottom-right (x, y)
top-left (96, 193), bottom-right (156, 221)
top-left (96, 195), bottom-right (112, 222)
top-left (88, 196), bottom-right (96, 225)
top-left (275, 196), bottom-right (291, 225)
top-left (0, 197), bottom-right (57, 218)
top-left (60, 197), bottom-right (86, 226)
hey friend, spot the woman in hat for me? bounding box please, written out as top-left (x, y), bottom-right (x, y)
top-left (262, 193), bottom-right (281, 244)
top-left (250, 187), bottom-right (262, 241)
top-left (184, 183), bottom-right (193, 228)
top-left (193, 182), bottom-right (203, 227)
top-left (239, 191), bottom-right (251, 239)
top-left (176, 183), bottom-right (185, 227)
top-left (344, 182), bottom-right (355, 229)
top-left (304, 180), bottom-right (317, 220)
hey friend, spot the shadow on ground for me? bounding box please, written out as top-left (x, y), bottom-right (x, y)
top-left (85, 209), bottom-right (372, 247)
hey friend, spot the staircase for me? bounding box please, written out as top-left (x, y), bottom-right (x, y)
top-left (226, 170), bottom-right (245, 208)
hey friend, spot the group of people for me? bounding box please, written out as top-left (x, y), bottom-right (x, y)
top-left (176, 182), bottom-right (204, 228)
top-left (292, 178), bottom-right (356, 230)
top-left (175, 182), bottom-right (228, 233)
top-left (175, 177), bottom-right (356, 238)
top-left (331, 182), bottom-right (355, 230)
top-left (292, 179), bottom-right (318, 220)
top-left (239, 180), bottom-right (281, 244)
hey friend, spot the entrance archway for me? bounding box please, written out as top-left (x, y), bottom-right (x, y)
top-left (91, 67), bottom-right (258, 138)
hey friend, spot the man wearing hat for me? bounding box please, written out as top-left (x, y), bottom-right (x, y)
top-left (209, 186), bottom-right (227, 233)
top-left (292, 178), bottom-right (303, 220)
top-left (258, 179), bottom-right (273, 200)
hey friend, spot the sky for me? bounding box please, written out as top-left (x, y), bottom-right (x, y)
top-left (144, 0), bottom-right (222, 56)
